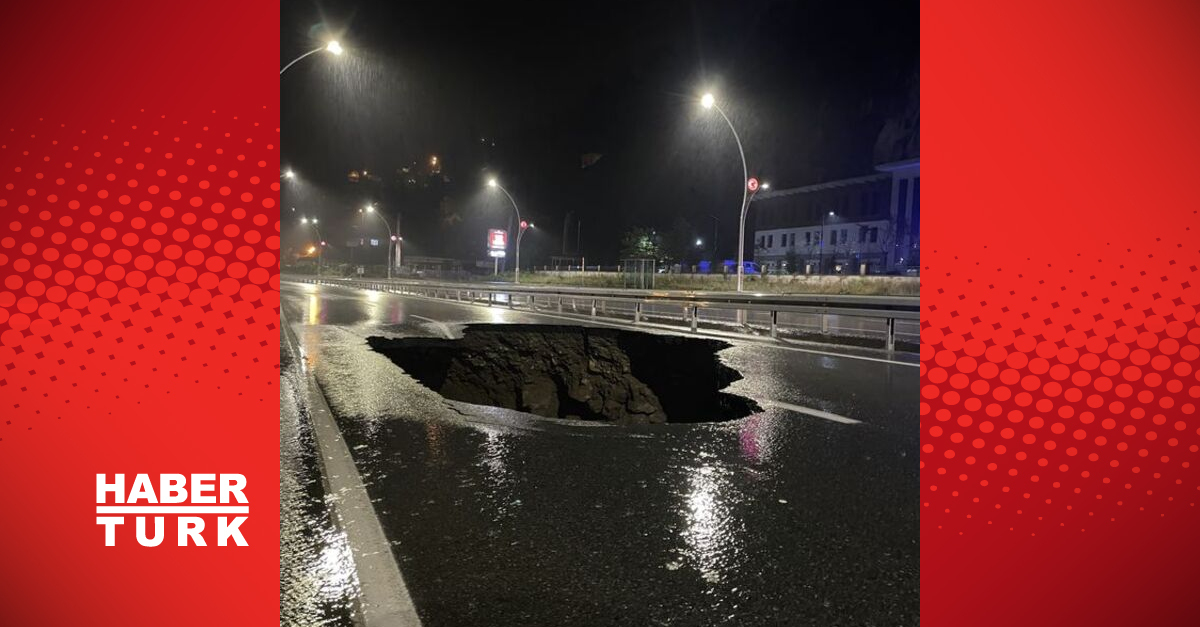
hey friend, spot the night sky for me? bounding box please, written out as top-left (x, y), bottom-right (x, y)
top-left (281, 0), bottom-right (918, 266)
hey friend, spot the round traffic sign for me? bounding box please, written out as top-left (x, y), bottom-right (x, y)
top-left (747, 177), bottom-right (759, 192)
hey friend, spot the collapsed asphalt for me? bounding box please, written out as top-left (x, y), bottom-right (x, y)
top-left (367, 324), bottom-right (761, 424)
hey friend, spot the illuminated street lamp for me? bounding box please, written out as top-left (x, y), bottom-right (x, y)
top-left (284, 169), bottom-right (295, 180)
top-left (361, 203), bottom-right (395, 279)
top-left (280, 40), bottom-right (344, 76)
top-left (701, 91), bottom-right (755, 292)
top-left (487, 178), bottom-right (527, 284)
top-left (299, 217), bottom-right (324, 276)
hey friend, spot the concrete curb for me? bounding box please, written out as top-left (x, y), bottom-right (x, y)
top-left (282, 314), bottom-right (423, 627)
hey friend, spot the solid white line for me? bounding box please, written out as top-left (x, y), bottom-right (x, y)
top-left (410, 314), bottom-right (454, 339)
top-left (95, 506), bottom-right (249, 514)
top-left (765, 400), bottom-right (862, 424)
top-left (282, 312), bottom-right (423, 627)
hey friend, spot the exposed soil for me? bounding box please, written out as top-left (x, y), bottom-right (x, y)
top-left (367, 324), bottom-right (761, 425)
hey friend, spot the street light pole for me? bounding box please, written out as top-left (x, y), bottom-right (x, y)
top-left (300, 217), bottom-right (323, 276)
top-left (280, 41), bottom-right (344, 76)
top-left (820, 211), bottom-right (835, 274)
top-left (701, 93), bottom-right (750, 292)
top-left (363, 204), bottom-right (394, 280)
top-left (487, 179), bottom-right (525, 284)
top-left (394, 213), bottom-right (403, 270)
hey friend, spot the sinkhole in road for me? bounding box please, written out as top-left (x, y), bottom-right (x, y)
top-left (367, 324), bottom-right (761, 425)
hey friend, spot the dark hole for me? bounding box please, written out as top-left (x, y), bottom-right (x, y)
top-left (367, 324), bottom-right (761, 425)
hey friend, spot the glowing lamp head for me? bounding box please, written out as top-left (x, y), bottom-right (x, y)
top-left (365, 204), bottom-right (375, 213)
top-left (487, 178), bottom-right (498, 188)
top-left (762, 182), bottom-right (771, 190)
top-left (701, 93), bottom-right (715, 109)
top-left (326, 41), bottom-right (344, 55)
top-left (307, 246), bottom-right (316, 254)
top-left (284, 170), bottom-right (295, 179)
top-left (300, 217), bottom-right (308, 224)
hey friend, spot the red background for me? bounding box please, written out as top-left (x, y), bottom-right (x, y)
top-left (0, 1), bottom-right (279, 625)
top-left (924, 0), bottom-right (1200, 624)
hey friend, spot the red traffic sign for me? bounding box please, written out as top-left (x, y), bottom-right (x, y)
top-left (520, 220), bottom-right (529, 230)
top-left (747, 177), bottom-right (759, 192)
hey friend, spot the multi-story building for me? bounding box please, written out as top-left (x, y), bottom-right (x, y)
top-left (751, 157), bottom-right (919, 274)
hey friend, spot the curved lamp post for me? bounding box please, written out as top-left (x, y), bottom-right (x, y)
top-left (702, 92), bottom-right (757, 292)
top-left (487, 178), bottom-right (527, 284)
top-left (361, 204), bottom-right (395, 279)
top-left (280, 41), bottom-right (343, 76)
top-left (299, 217), bottom-right (324, 276)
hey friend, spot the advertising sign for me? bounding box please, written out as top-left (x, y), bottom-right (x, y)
top-left (487, 229), bottom-right (508, 251)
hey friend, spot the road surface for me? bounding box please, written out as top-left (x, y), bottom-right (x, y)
top-left (281, 280), bottom-right (919, 627)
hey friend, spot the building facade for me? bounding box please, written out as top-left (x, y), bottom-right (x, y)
top-left (751, 157), bottom-right (920, 274)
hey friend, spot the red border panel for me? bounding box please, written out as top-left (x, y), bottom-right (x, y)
top-left (0, 2), bottom-right (279, 625)
top-left (924, 0), bottom-right (1200, 624)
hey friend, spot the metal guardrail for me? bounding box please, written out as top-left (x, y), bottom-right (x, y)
top-left (287, 275), bottom-right (920, 352)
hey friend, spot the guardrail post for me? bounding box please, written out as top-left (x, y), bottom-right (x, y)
top-left (530, 295), bottom-right (535, 309)
top-left (591, 299), bottom-right (597, 317)
top-left (821, 313), bottom-right (829, 334)
top-left (886, 317), bottom-right (896, 353)
top-left (507, 293), bottom-right (514, 309)
top-left (634, 302), bottom-right (642, 324)
top-left (770, 310), bottom-right (778, 339)
top-left (690, 306), bottom-right (699, 332)
top-left (557, 296), bottom-right (563, 313)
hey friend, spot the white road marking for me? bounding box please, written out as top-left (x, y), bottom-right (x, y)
top-left (764, 400), bottom-right (861, 424)
top-left (410, 314), bottom-right (454, 339)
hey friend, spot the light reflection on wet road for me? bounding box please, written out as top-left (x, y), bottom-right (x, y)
top-left (280, 341), bottom-right (359, 627)
top-left (283, 281), bottom-right (918, 626)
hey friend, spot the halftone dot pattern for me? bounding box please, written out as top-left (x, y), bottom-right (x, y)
top-left (0, 108), bottom-right (280, 444)
top-left (922, 234), bottom-right (1200, 534)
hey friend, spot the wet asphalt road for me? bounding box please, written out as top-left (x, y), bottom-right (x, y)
top-left (282, 281), bottom-right (919, 627)
top-left (281, 341), bottom-right (359, 626)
